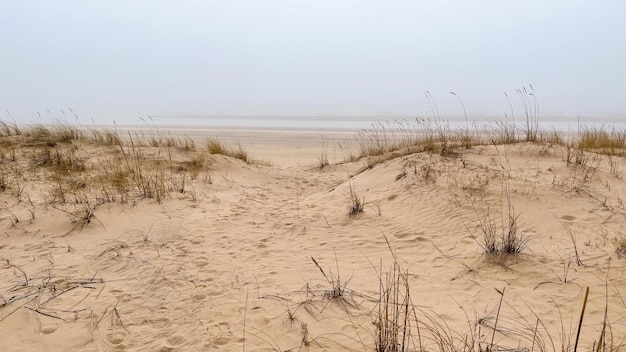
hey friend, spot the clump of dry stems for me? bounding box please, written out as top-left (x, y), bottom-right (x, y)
top-left (0, 120), bottom-right (253, 224)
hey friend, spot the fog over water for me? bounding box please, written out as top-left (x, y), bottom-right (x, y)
top-left (2, 1), bottom-right (625, 128)
top-left (147, 114), bottom-right (626, 132)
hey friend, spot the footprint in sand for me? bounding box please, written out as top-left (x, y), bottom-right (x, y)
top-left (192, 293), bottom-right (206, 301)
top-left (105, 329), bottom-right (127, 347)
top-left (193, 256), bottom-right (209, 267)
top-left (164, 335), bottom-right (185, 348)
top-left (210, 322), bottom-right (232, 346)
top-left (146, 317), bottom-right (171, 329)
top-left (560, 215), bottom-right (577, 222)
top-left (38, 324), bottom-right (58, 334)
top-left (117, 293), bottom-right (133, 303)
top-left (24, 242), bottom-right (45, 251)
top-left (110, 289), bottom-right (133, 303)
top-left (212, 334), bottom-right (231, 346)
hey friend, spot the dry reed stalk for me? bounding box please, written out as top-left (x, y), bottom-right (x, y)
top-left (574, 287), bottom-right (590, 352)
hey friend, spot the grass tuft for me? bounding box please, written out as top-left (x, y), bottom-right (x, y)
top-left (0, 121), bottom-right (221, 216)
top-left (347, 180), bottom-right (365, 216)
top-left (310, 255), bottom-right (351, 299)
top-left (207, 139), bottom-right (249, 163)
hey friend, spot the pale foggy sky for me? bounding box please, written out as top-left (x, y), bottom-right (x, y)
top-left (1, 1), bottom-right (625, 125)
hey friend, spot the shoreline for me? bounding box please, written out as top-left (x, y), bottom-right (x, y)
top-left (11, 113), bottom-right (626, 135)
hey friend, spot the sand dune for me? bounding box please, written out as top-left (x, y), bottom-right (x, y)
top-left (1, 125), bottom-right (625, 351)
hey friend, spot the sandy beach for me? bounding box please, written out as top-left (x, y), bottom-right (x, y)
top-left (1, 123), bottom-right (625, 351)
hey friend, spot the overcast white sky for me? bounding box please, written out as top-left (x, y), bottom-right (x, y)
top-left (1, 1), bottom-right (625, 125)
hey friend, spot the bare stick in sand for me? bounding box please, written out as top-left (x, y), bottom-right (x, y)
top-left (574, 287), bottom-right (590, 352)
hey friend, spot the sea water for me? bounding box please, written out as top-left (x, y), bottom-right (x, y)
top-left (146, 114), bottom-right (626, 132)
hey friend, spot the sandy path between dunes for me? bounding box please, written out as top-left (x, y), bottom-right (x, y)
top-left (1, 128), bottom-right (626, 352)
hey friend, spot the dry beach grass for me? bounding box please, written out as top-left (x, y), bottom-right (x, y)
top-left (0, 119), bottom-right (626, 351)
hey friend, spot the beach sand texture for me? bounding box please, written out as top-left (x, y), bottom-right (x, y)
top-left (1, 123), bottom-right (625, 351)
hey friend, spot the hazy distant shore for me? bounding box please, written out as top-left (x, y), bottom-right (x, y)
top-left (92, 114), bottom-right (626, 132)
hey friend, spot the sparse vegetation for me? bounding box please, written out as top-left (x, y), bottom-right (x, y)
top-left (318, 145), bottom-right (330, 169)
top-left (578, 127), bottom-right (626, 156)
top-left (310, 255), bottom-right (352, 300)
top-left (349, 91), bottom-right (623, 171)
top-left (612, 233), bottom-right (626, 256)
top-left (347, 180), bottom-right (365, 216)
top-left (469, 202), bottom-right (529, 255)
top-left (0, 120), bottom-right (254, 222)
top-left (207, 139), bottom-right (249, 163)
top-left (375, 238), bottom-right (413, 352)
top-left (466, 144), bottom-right (529, 256)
